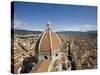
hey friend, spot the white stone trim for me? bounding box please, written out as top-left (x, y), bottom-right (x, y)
top-left (48, 30), bottom-right (53, 60)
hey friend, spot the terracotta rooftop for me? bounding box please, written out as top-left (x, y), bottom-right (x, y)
top-left (31, 59), bottom-right (51, 72)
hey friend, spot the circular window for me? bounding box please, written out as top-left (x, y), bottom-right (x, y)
top-left (56, 54), bottom-right (58, 56)
top-left (44, 56), bottom-right (48, 59)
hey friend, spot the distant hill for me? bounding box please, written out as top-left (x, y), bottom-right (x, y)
top-left (56, 30), bottom-right (96, 33)
top-left (56, 30), bottom-right (97, 37)
top-left (12, 29), bottom-right (42, 35)
top-left (12, 29), bottom-right (97, 37)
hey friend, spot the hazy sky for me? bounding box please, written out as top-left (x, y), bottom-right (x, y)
top-left (12, 1), bottom-right (97, 31)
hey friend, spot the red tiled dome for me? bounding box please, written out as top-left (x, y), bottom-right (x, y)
top-left (35, 20), bottom-right (61, 53)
